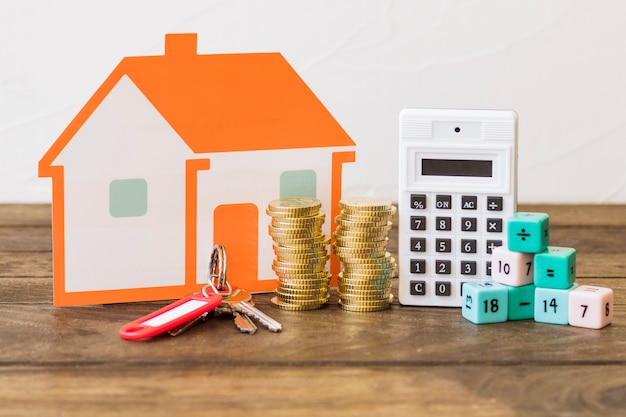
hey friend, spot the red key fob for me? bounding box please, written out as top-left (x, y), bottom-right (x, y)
top-left (120, 292), bottom-right (223, 340)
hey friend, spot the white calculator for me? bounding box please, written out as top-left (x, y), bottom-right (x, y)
top-left (398, 108), bottom-right (518, 307)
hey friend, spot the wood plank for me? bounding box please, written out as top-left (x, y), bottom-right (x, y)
top-left (518, 204), bottom-right (626, 227)
top-left (0, 252), bottom-right (52, 277)
top-left (1, 364), bottom-right (625, 417)
top-left (0, 203), bottom-right (625, 417)
top-left (0, 292), bottom-right (623, 365)
top-left (0, 226), bottom-right (51, 251)
top-left (0, 204), bottom-right (51, 226)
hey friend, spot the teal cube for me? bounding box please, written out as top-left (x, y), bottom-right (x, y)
top-left (534, 247), bottom-right (576, 289)
top-left (507, 284), bottom-right (535, 320)
top-left (462, 281), bottom-right (508, 324)
top-left (534, 284), bottom-right (578, 325)
top-left (507, 212), bottom-right (549, 253)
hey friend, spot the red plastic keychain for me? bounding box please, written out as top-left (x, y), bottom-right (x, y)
top-left (120, 245), bottom-right (229, 340)
top-left (119, 292), bottom-right (223, 340)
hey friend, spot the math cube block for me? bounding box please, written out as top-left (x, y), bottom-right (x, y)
top-left (534, 247), bottom-right (576, 289)
top-left (491, 246), bottom-right (534, 287)
top-left (461, 281), bottom-right (508, 324)
top-left (534, 284), bottom-right (578, 325)
top-left (507, 212), bottom-right (549, 253)
top-left (507, 284), bottom-right (535, 321)
top-left (568, 285), bottom-right (613, 329)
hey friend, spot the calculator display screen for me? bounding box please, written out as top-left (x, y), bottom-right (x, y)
top-left (422, 159), bottom-right (493, 178)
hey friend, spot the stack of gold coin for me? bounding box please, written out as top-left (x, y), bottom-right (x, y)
top-left (267, 197), bottom-right (330, 311)
top-left (333, 197), bottom-right (397, 312)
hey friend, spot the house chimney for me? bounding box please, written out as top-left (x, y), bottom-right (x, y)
top-left (164, 33), bottom-right (198, 57)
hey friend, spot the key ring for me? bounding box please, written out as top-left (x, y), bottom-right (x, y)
top-left (203, 244), bottom-right (231, 298)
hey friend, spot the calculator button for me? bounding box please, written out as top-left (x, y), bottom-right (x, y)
top-left (486, 218), bottom-right (503, 232)
top-left (409, 280), bottom-right (426, 295)
top-left (487, 196), bottom-right (503, 211)
top-left (435, 195), bottom-right (452, 209)
top-left (486, 261), bottom-right (493, 276)
top-left (460, 261), bottom-right (477, 275)
top-left (410, 194), bottom-right (427, 210)
top-left (435, 238), bottom-right (452, 253)
top-left (460, 239), bottom-right (477, 254)
top-left (486, 240), bottom-right (502, 254)
top-left (410, 259), bottom-right (426, 274)
top-left (435, 217), bottom-right (452, 231)
top-left (410, 237), bottom-right (426, 252)
top-left (435, 260), bottom-right (451, 274)
top-left (435, 281), bottom-right (451, 296)
top-left (410, 216), bottom-right (427, 231)
top-left (461, 196), bottom-right (477, 210)
top-left (460, 217), bottom-right (477, 232)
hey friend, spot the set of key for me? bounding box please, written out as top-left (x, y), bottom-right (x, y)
top-left (209, 287), bottom-right (282, 335)
top-left (119, 245), bottom-right (281, 341)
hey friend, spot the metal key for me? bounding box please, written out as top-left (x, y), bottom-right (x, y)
top-left (232, 311), bottom-right (257, 334)
top-left (217, 287), bottom-right (258, 334)
top-left (231, 300), bottom-right (282, 332)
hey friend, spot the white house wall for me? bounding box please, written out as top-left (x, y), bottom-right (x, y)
top-left (54, 75), bottom-right (196, 292)
top-left (195, 146), bottom-right (354, 287)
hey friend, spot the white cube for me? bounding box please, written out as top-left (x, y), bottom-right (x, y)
top-left (568, 285), bottom-right (613, 329)
top-left (491, 246), bottom-right (534, 287)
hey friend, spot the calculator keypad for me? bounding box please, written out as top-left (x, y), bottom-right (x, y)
top-left (402, 192), bottom-right (512, 306)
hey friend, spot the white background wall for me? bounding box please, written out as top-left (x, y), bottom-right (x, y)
top-left (2, 0), bottom-right (626, 204)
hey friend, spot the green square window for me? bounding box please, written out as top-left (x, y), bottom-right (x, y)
top-left (280, 170), bottom-right (316, 199)
top-left (109, 179), bottom-right (148, 217)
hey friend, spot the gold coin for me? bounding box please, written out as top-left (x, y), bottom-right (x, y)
top-left (267, 197), bottom-right (322, 216)
top-left (341, 260), bottom-right (395, 271)
top-left (278, 281), bottom-right (330, 292)
top-left (274, 270), bottom-right (329, 280)
top-left (338, 294), bottom-right (393, 306)
top-left (332, 247), bottom-right (388, 258)
top-left (275, 252), bottom-right (330, 264)
top-left (334, 216), bottom-right (391, 228)
top-left (274, 252), bottom-right (329, 263)
top-left (334, 222), bottom-right (392, 233)
top-left (337, 284), bottom-right (391, 299)
top-left (337, 210), bottom-right (394, 222)
top-left (341, 269), bottom-right (395, 278)
top-left (338, 197), bottom-right (393, 212)
top-left (333, 231), bottom-right (390, 243)
top-left (272, 212), bottom-right (325, 226)
top-left (269, 225), bottom-right (323, 237)
top-left (338, 278), bottom-right (391, 286)
top-left (273, 262), bottom-right (326, 274)
top-left (338, 272), bottom-right (391, 283)
top-left (340, 252), bottom-right (393, 264)
top-left (339, 205), bottom-right (398, 218)
top-left (334, 213), bottom-right (391, 229)
top-left (338, 279), bottom-right (391, 289)
top-left (338, 295), bottom-right (393, 304)
top-left (271, 234), bottom-right (330, 246)
top-left (338, 300), bottom-right (391, 312)
top-left (273, 242), bottom-right (329, 253)
top-left (275, 290), bottom-right (329, 301)
top-left (338, 287), bottom-right (392, 297)
top-left (270, 296), bottom-right (328, 311)
top-left (333, 237), bottom-right (389, 249)
top-left (340, 270), bottom-right (394, 280)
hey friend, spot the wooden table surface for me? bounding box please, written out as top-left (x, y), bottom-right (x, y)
top-left (1, 204), bottom-right (625, 417)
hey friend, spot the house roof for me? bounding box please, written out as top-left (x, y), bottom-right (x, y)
top-left (41, 33), bottom-right (355, 170)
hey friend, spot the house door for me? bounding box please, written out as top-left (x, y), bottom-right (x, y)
top-left (213, 203), bottom-right (258, 290)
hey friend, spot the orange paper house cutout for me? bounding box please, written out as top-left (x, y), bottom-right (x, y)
top-left (39, 33), bottom-right (356, 306)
